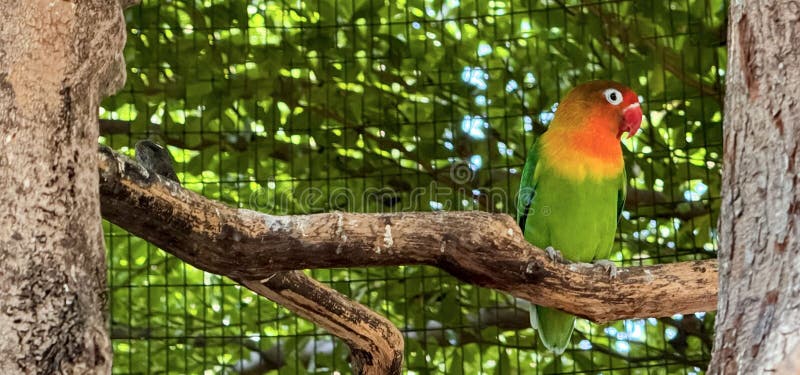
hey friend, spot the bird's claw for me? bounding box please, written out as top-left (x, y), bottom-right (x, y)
top-left (545, 246), bottom-right (564, 263)
top-left (594, 259), bottom-right (618, 279)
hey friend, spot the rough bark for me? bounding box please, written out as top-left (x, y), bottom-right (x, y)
top-left (98, 147), bottom-right (717, 324)
top-left (0, 0), bottom-right (129, 373)
top-left (132, 139), bottom-right (404, 374)
top-left (777, 343), bottom-right (800, 375)
top-left (709, 1), bottom-right (800, 374)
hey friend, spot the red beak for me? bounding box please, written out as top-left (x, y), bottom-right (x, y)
top-left (620, 103), bottom-right (643, 139)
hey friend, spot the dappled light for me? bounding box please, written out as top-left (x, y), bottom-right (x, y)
top-left (102, 0), bottom-right (725, 373)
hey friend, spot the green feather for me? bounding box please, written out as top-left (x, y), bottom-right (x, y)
top-left (516, 138), bottom-right (626, 355)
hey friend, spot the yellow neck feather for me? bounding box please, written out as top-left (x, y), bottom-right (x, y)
top-left (538, 128), bottom-right (624, 181)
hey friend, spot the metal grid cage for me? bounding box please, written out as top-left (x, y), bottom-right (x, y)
top-left (102, 0), bottom-right (725, 373)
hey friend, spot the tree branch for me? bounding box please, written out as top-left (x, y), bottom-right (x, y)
top-left (98, 146), bottom-right (717, 324)
top-left (106, 142), bottom-right (403, 375)
top-left (237, 272), bottom-right (403, 374)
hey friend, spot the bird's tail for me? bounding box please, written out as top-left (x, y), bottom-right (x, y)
top-left (530, 304), bottom-right (575, 355)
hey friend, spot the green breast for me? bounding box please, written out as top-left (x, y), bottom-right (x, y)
top-left (523, 164), bottom-right (621, 262)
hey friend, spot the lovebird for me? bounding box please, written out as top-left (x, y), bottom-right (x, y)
top-left (516, 80), bottom-right (643, 355)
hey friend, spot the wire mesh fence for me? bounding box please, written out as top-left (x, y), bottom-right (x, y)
top-left (101, 0), bottom-right (725, 373)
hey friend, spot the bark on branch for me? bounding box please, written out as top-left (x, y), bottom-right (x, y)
top-left (238, 273), bottom-right (403, 374)
top-left (98, 146), bottom-right (717, 324)
top-left (120, 142), bottom-right (403, 374)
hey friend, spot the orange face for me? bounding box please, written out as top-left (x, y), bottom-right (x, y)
top-left (555, 80), bottom-right (643, 139)
top-left (537, 80), bottom-right (643, 180)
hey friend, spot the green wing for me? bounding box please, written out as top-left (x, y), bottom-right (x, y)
top-left (516, 144), bottom-right (540, 230)
top-left (617, 167), bottom-right (627, 220)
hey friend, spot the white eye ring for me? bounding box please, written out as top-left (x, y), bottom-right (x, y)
top-left (603, 88), bottom-right (623, 105)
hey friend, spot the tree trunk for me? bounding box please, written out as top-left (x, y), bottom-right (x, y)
top-left (0, 1), bottom-right (129, 373)
top-left (710, 1), bottom-right (800, 373)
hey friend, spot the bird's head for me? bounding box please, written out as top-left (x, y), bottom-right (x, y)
top-left (553, 80), bottom-right (643, 140)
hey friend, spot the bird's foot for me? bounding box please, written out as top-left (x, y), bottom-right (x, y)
top-left (593, 259), bottom-right (618, 279)
top-left (544, 246), bottom-right (564, 263)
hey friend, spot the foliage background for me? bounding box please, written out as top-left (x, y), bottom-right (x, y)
top-left (101, 0), bottom-right (726, 373)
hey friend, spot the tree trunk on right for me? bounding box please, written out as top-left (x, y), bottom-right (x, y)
top-left (709, 1), bottom-right (800, 373)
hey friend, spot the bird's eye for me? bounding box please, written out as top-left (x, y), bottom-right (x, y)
top-left (603, 88), bottom-right (623, 105)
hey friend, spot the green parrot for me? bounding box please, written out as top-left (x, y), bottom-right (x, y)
top-left (516, 80), bottom-right (643, 355)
